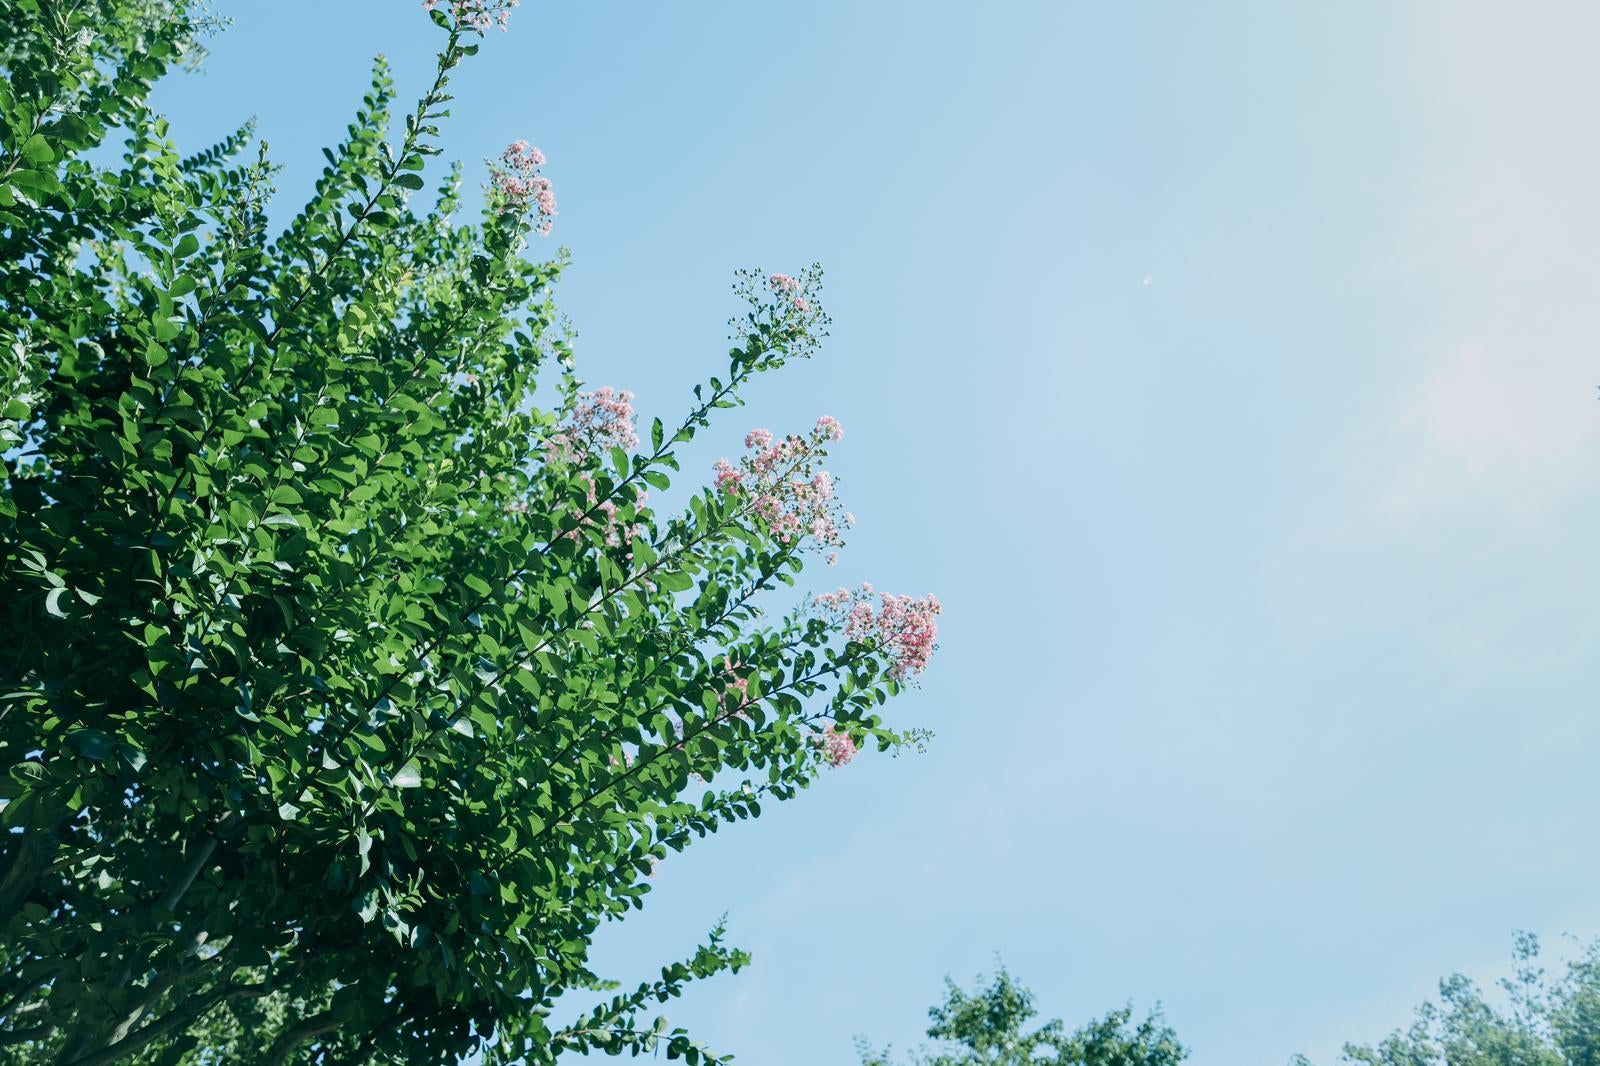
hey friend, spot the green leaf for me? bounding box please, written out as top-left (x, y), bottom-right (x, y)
top-left (657, 571), bottom-right (695, 594)
top-left (9, 168), bottom-right (60, 197)
top-left (390, 761), bottom-right (423, 789)
top-left (19, 136), bottom-right (53, 163)
top-left (66, 730), bottom-right (117, 761)
top-left (48, 113), bottom-right (94, 149)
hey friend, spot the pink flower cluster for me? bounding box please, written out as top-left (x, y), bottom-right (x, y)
top-left (813, 584), bottom-right (943, 680)
top-left (490, 139), bottom-right (556, 234)
top-left (503, 139), bottom-right (546, 168)
top-left (564, 472), bottom-right (648, 548)
top-left (768, 271), bottom-right (813, 313)
top-left (422, 0), bottom-right (518, 32)
top-left (821, 723), bottom-right (857, 767)
top-left (728, 266), bottom-right (830, 360)
top-left (547, 386), bottom-right (639, 465)
top-left (720, 656), bottom-right (756, 718)
top-left (712, 417), bottom-right (850, 552)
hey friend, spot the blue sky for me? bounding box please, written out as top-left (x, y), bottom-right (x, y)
top-left (154, 3), bottom-right (1600, 1062)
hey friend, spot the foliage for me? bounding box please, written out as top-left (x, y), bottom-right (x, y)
top-left (858, 962), bottom-right (1187, 1066)
top-left (1293, 932), bottom-right (1600, 1066)
top-left (0, 0), bottom-right (939, 1061)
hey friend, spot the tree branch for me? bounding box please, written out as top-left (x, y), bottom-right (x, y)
top-left (0, 1023), bottom-right (54, 1046)
top-left (263, 1009), bottom-right (342, 1066)
top-left (64, 981), bottom-right (264, 1066)
top-left (102, 948), bottom-right (228, 1050)
top-left (0, 824), bottom-right (59, 919)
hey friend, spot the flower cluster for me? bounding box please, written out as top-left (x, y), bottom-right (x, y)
top-left (547, 386), bottom-right (639, 465)
top-left (564, 472), bottom-right (648, 548)
top-left (768, 272), bottom-right (814, 314)
top-left (713, 416), bottom-right (852, 553)
top-left (813, 584), bottom-right (943, 680)
top-left (489, 139), bottom-right (557, 234)
top-left (422, 0), bottom-right (518, 33)
top-left (720, 656), bottom-right (756, 718)
top-left (729, 265), bottom-right (831, 361)
top-left (820, 723), bottom-right (858, 768)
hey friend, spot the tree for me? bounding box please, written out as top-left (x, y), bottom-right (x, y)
top-left (0, 0), bottom-right (941, 1061)
top-left (1292, 932), bottom-right (1600, 1066)
top-left (858, 962), bottom-right (1187, 1066)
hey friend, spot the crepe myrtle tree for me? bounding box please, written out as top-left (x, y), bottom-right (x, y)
top-left (0, 0), bottom-right (942, 1061)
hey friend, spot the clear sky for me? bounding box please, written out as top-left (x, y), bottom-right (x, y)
top-left (152, 3), bottom-right (1600, 1062)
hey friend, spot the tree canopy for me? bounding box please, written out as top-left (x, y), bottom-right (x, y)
top-left (0, 0), bottom-right (940, 1061)
top-left (858, 962), bottom-right (1187, 1066)
top-left (1295, 933), bottom-right (1600, 1066)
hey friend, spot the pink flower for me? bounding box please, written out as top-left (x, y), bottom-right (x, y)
top-left (427, 0), bottom-right (519, 33)
top-left (712, 416), bottom-right (852, 555)
top-left (545, 387), bottom-right (645, 546)
top-left (714, 459), bottom-right (742, 494)
top-left (814, 585), bottom-right (943, 680)
top-left (503, 139), bottom-right (546, 167)
top-left (551, 386), bottom-right (639, 461)
top-left (822, 724), bottom-right (857, 767)
top-left (720, 656), bottom-right (756, 717)
top-left (489, 139), bottom-right (556, 232)
top-left (728, 265), bottom-right (829, 360)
